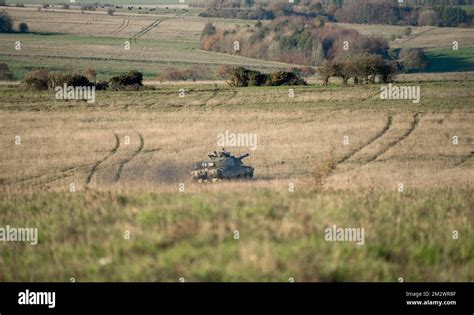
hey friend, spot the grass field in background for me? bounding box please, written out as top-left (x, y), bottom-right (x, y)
top-left (426, 47), bottom-right (474, 72)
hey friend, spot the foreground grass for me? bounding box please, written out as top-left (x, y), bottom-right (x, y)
top-left (0, 189), bottom-right (472, 281)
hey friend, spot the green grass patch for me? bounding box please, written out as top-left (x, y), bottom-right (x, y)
top-left (425, 47), bottom-right (474, 72)
top-left (0, 189), bottom-right (472, 281)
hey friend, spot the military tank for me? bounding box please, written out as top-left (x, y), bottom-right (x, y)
top-left (191, 149), bottom-right (254, 181)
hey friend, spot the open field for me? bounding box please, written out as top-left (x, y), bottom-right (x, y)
top-left (0, 81), bottom-right (473, 281)
top-left (1, 8), bottom-right (474, 80)
top-left (1, 81), bottom-right (473, 192)
top-left (1, 5), bottom-right (473, 282)
top-left (0, 7), bottom-right (286, 80)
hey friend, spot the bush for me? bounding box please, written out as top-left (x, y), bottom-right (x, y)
top-left (95, 81), bottom-right (109, 91)
top-left (201, 22), bottom-right (216, 38)
top-left (157, 67), bottom-right (186, 82)
top-left (107, 8), bottom-right (115, 15)
top-left (215, 65), bottom-right (230, 79)
top-left (267, 71), bottom-right (306, 86)
top-left (81, 4), bottom-right (96, 11)
top-left (0, 63), bottom-right (13, 80)
top-left (109, 70), bottom-right (143, 90)
top-left (61, 3), bottom-right (70, 9)
top-left (18, 22), bottom-right (28, 33)
top-left (24, 69), bottom-right (49, 90)
top-left (399, 48), bottom-right (429, 72)
top-left (158, 66), bottom-right (210, 82)
top-left (0, 11), bottom-right (13, 33)
top-left (228, 67), bottom-right (306, 87)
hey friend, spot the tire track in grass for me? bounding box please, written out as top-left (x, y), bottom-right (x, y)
top-left (364, 113), bottom-right (420, 163)
top-left (454, 151), bottom-right (474, 167)
top-left (337, 114), bottom-right (393, 164)
top-left (199, 88), bottom-right (219, 106)
top-left (86, 133), bottom-right (120, 185)
top-left (133, 19), bottom-right (160, 39)
top-left (115, 133), bottom-right (144, 182)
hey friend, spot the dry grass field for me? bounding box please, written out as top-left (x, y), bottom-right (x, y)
top-left (0, 81), bottom-right (473, 281)
top-left (0, 7), bottom-right (473, 282)
top-left (1, 81), bottom-right (473, 194)
top-left (0, 7), bottom-right (290, 79)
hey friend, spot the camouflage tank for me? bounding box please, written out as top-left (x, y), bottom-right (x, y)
top-left (191, 149), bottom-right (254, 181)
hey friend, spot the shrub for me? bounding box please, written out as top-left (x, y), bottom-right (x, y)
top-left (267, 71), bottom-right (306, 86)
top-left (215, 65), bottom-right (230, 79)
top-left (201, 22), bottom-right (216, 38)
top-left (399, 48), bottom-right (429, 72)
top-left (109, 70), bottom-right (143, 90)
top-left (24, 69), bottom-right (49, 90)
top-left (107, 8), bottom-right (115, 15)
top-left (95, 81), bottom-right (109, 91)
top-left (317, 60), bottom-right (336, 86)
top-left (0, 11), bottom-right (13, 33)
top-left (18, 22), bottom-right (29, 33)
top-left (0, 63), bottom-right (13, 80)
top-left (228, 67), bottom-right (306, 87)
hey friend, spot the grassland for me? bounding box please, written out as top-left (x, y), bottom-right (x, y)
top-left (0, 80), bottom-right (473, 281)
top-left (2, 7), bottom-right (474, 80)
top-left (0, 7), bottom-right (287, 80)
top-left (0, 6), bottom-right (473, 282)
top-left (1, 189), bottom-right (472, 281)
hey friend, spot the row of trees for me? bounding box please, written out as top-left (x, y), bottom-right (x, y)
top-left (24, 69), bottom-right (143, 91)
top-left (335, 2), bottom-right (473, 27)
top-left (317, 48), bottom-right (429, 85)
top-left (197, 0), bottom-right (473, 27)
top-left (317, 53), bottom-right (395, 85)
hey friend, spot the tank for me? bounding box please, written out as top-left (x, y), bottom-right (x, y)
top-left (191, 149), bottom-right (254, 181)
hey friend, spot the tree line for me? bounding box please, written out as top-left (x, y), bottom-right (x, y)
top-left (196, 0), bottom-right (474, 27)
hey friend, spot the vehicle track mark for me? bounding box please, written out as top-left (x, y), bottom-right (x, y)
top-left (115, 133), bottom-right (144, 181)
top-left (86, 133), bottom-right (120, 185)
top-left (133, 19), bottom-right (160, 39)
top-left (200, 88), bottom-right (219, 106)
top-left (365, 113), bottom-right (420, 163)
top-left (454, 152), bottom-right (474, 166)
top-left (337, 114), bottom-right (393, 164)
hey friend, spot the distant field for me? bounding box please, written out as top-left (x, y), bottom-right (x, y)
top-left (425, 47), bottom-right (474, 72)
top-left (1, 8), bottom-right (473, 80)
top-left (0, 7), bottom-right (289, 80)
top-left (3, 0), bottom-right (200, 4)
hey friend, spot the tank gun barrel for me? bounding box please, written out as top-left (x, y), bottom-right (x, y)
top-left (237, 153), bottom-right (250, 160)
